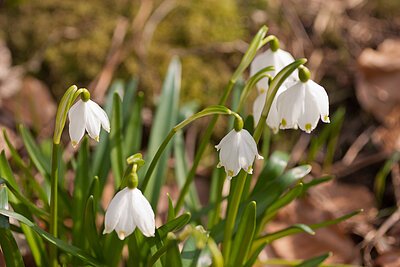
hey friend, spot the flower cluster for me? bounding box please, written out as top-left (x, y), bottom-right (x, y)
top-left (251, 47), bottom-right (329, 134)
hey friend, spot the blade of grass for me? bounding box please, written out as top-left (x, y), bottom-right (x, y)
top-left (141, 57), bottom-right (181, 209)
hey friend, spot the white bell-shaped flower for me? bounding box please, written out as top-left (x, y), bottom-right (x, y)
top-left (277, 79), bottom-right (330, 133)
top-left (252, 85), bottom-right (287, 133)
top-left (250, 48), bottom-right (296, 92)
top-left (68, 99), bottom-right (110, 147)
top-left (103, 187), bottom-right (155, 240)
top-left (215, 129), bottom-right (263, 179)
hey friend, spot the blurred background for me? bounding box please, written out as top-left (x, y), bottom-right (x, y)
top-left (1, 0), bottom-right (400, 266)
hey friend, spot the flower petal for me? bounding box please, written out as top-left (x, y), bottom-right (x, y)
top-left (104, 188), bottom-right (129, 235)
top-left (307, 80), bottom-right (330, 123)
top-left (68, 100), bottom-right (86, 147)
top-left (131, 188), bottom-right (155, 237)
top-left (277, 82), bottom-right (304, 129)
top-left (252, 92), bottom-right (266, 125)
top-left (85, 104), bottom-right (101, 141)
top-left (87, 100), bottom-right (110, 132)
top-left (298, 88), bottom-right (321, 133)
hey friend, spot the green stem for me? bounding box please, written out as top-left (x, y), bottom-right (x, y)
top-left (174, 80), bottom-right (235, 212)
top-left (222, 171), bottom-right (247, 260)
top-left (141, 105), bottom-right (241, 192)
top-left (49, 142), bottom-right (60, 267)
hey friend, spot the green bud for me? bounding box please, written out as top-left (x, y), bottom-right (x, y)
top-left (234, 117), bottom-right (243, 132)
top-left (270, 37), bottom-right (280, 52)
top-left (80, 89), bottom-right (91, 102)
top-left (298, 65), bottom-right (311, 83)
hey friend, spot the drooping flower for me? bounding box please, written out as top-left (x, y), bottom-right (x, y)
top-left (277, 79), bottom-right (330, 133)
top-left (68, 99), bottom-right (110, 147)
top-left (250, 48), bottom-right (296, 92)
top-left (103, 187), bottom-right (155, 240)
top-left (215, 129), bottom-right (263, 179)
top-left (252, 85), bottom-right (287, 133)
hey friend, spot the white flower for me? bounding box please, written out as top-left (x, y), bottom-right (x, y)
top-left (252, 85), bottom-right (287, 133)
top-left (277, 79), bottom-right (330, 133)
top-left (103, 187), bottom-right (155, 240)
top-left (215, 129), bottom-right (263, 179)
top-left (250, 48), bottom-right (296, 93)
top-left (68, 99), bottom-right (110, 147)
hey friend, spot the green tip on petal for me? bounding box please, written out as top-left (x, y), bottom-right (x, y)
top-left (305, 123), bottom-right (312, 133)
top-left (94, 136), bottom-right (100, 142)
top-left (323, 115), bottom-right (330, 123)
top-left (227, 170), bottom-right (234, 177)
top-left (281, 118), bottom-right (287, 127)
top-left (72, 141), bottom-right (78, 147)
top-left (246, 166), bottom-right (253, 174)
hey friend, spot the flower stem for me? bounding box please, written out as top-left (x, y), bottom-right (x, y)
top-left (141, 105), bottom-right (240, 192)
top-left (174, 80), bottom-right (235, 212)
top-left (49, 142), bottom-right (59, 267)
top-left (222, 171), bottom-right (247, 260)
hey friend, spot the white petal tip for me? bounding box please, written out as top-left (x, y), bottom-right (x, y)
top-left (257, 155), bottom-right (264, 160)
top-left (105, 127), bottom-right (111, 133)
top-left (117, 231), bottom-right (126, 240)
top-left (143, 231), bottom-right (155, 237)
top-left (226, 176), bottom-right (233, 181)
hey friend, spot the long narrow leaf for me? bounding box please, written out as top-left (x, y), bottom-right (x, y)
top-left (141, 57), bottom-right (181, 209)
top-left (0, 209), bottom-right (104, 266)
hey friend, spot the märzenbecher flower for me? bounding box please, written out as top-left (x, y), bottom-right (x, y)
top-left (250, 48), bottom-right (296, 93)
top-left (103, 187), bottom-right (155, 240)
top-left (68, 99), bottom-right (110, 147)
top-left (277, 79), bottom-right (330, 133)
top-left (215, 129), bottom-right (263, 179)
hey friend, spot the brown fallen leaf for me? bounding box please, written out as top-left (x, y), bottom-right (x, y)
top-left (356, 39), bottom-right (400, 152)
top-left (265, 181), bottom-right (375, 264)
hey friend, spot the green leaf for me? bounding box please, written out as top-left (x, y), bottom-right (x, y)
top-left (156, 212), bottom-right (191, 241)
top-left (124, 91), bottom-right (144, 158)
top-left (0, 152), bottom-right (48, 266)
top-left (295, 252), bottom-right (331, 267)
top-left (84, 196), bottom-right (103, 259)
top-left (254, 210), bottom-right (361, 247)
top-left (308, 107), bottom-right (345, 164)
top-left (174, 130), bottom-right (200, 211)
top-left (141, 57), bottom-right (181, 209)
top-left (181, 236), bottom-right (200, 267)
top-left (72, 137), bottom-right (91, 249)
top-left (260, 183), bottom-right (304, 226)
top-left (229, 201), bottom-right (256, 267)
top-left (3, 129), bottom-right (49, 204)
top-left (0, 197), bottom-right (25, 267)
top-left (375, 151), bottom-right (400, 206)
top-left (19, 125), bottom-right (51, 178)
top-left (110, 92), bottom-right (125, 188)
top-left (167, 193), bottom-right (175, 222)
top-left (0, 178), bottom-right (49, 220)
top-left (251, 151), bottom-right (289, 196)
top-left (0, 209), bottom-right (104, 266)
top-left (165, 238), bottom-right (183, 267)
